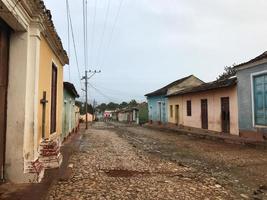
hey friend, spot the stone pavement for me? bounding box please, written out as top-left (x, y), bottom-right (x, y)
top-left (0, 130), bottom-right (83, 200)
top-left (46, 122), bottom-right (238, 200)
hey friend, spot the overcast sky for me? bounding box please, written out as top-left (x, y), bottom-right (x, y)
top-left (44, 0), bottom-right (267, 104)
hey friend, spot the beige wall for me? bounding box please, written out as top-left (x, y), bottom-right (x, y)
top-left (167, 76), bottom-right (203, 95)
top-left (81, 113), bottom-right (94, 122)
top-left (168, 86), bottom-right (239, 135)
top-left (37, 34), bottom-right (64, 142)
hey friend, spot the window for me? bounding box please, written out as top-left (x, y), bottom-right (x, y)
top-left (170, 105), bottom-right (173, 117)
top-left (253, 74), bottom-right (267, 126)
top-left (50, 64), bottom-right (57, 133)
top-left (187, 100), bottom-right (192, 116)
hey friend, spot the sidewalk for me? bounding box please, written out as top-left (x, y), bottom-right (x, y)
top-left (144, 123), bottom-right (267, 149)
top-left (0, 128), bottom-right (84, 200)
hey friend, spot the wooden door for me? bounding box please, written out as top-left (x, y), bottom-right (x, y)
top-left (0, 21), bottom-right (10, 181)
top-left (158, 102), bottom-right (162, 122)
top-left (221, 97), bottom-right (230, 133)
top-left (201, 99), bottom-right (208, 129)
top-left (175, 105), bottom-right (179, 125)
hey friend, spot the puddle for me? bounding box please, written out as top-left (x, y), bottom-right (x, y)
top-left (105, 169), bottom-right (150, 177)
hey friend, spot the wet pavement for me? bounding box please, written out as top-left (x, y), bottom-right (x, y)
top-left (45, 122), bottom-right (267, 200)
top-left (2, 122), bottom-right (267, 199)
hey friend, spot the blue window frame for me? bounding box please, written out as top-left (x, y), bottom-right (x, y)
top-left (254, 74), bottom-right (267, 126)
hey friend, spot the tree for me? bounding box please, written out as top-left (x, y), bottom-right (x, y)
top-left (96, 103), bottom-right (107, 112)
top-left (128, 99), bottom-right (138, 108)
top-left (217, 65), bottom-right (236, 81)
top-left (106, 102), bottom-right (119, 110)
top-left (120, 101), bottom-right (128, 109)
top-left (76, 101), bottom-right (93, 115)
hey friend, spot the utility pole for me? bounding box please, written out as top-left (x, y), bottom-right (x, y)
top-left (82, 70), bottom-right (101, 129)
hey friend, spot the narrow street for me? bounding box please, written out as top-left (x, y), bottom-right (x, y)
top-left (46, 122), bottom-right (267, 200)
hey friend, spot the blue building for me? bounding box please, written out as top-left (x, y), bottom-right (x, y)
top-left (145, 75), bottom-right (203, 124)
top-left (235, 51), bottom-right (267, 140)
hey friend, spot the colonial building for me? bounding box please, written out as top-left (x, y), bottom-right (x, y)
top-left (235, 51), bottom-right (267, 140)
top-left (145, 75), bottom-right (203, 124)
top-left (62, 82), bottom-right (80, 142)
top-left (167, 77), bottom-right (239, 135)
top-left (117, 108), bottom-right (139, 124)
top-left (0, 0), bottom-right (68, 183)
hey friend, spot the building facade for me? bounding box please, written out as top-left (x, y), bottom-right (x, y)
top-left (167, 78), bottom-right (239, 135)
top-left (118, 108), bottom-right (139, 124)
top-left (145, 75), bottom-right (204, 124)
top-left (235, 52), bottom-right (267, 140)
top-left (0, 0), bottom-right (68, 183)
top-left (62, 82), bottom-right (80, 141)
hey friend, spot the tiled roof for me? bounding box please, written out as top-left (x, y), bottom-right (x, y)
top-left (31, 0), bottom-right (69, 65)
top-left (234, 51), bottom-right (267, 69)
top-left (167, 77), bottom-right (237, 97)
top-left (64, 82), bottom-right (79, 98)
top-left (145, 75), bottom-right (195, 97)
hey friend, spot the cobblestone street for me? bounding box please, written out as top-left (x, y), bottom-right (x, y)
top-left (45, 122), bottom-right (267, 200)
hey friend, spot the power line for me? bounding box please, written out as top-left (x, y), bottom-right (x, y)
top-left (83, 0), bottom-right (88, 72)
top-left (95, 0), bottom-right (111, 66)
top-left (100, 0), bottom-right (124, 68)
top-left (66, 0), bottom-right (83, 91)
top-left (88, 82), bottom-right (122, 102)
top-left (66, 0), bottom-right (71, 81)
top-left (90, 0), bottom-right (98, 68)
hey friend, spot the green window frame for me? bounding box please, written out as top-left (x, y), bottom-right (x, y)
top-left (253, 74), bottom-right (267, 126)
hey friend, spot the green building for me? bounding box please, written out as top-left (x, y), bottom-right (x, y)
top-left (62, 82), bottom-right (80, 141)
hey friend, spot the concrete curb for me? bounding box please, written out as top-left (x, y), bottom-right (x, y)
top-left (144, 124), bottom-right (267, 149)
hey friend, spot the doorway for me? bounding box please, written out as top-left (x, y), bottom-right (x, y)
top-left (221, 97), bottom-right (230, 133)
top-left (201, 99), bottom-right (208, 129)
top-left (175, 105), bottom-right (179, 125)
top-left (0, 20), bottom-right (10, 181)
top-left (157, 102), bottom-right (162, 122)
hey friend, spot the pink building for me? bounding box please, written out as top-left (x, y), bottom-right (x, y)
top-left (167, 77), bottom-right (239, 135)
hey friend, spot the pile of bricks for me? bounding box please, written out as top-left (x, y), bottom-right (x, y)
top-left (39, 138), bottom-right (63, 169)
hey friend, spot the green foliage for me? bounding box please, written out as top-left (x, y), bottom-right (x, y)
top-left (75, 101), bottom-right (93, 115)
top-left (138, 102), bottom-right (148, 125)
top-left (217, 65), bottom-right (236, 81)
top-left (128, 99), bottom-right (138, 108)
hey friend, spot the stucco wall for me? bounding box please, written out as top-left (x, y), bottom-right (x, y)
top-left (167, 76), bottom-right (203, 95)
top-left (168, 86), bottom-right (239, 135)
top-left (62, 89), bottom-right (77, 140)
top-left (237, 63), bottom-right (267, 132)
top-left (147, 96), bottom-right (168, 123)
top-left (5, 31), bottom-right (34, 182)
top-left (38, 34), bottom-right (64, 142)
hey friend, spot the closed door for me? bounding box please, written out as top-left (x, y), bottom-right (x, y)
top-left (201, 99), bottom-right (208, 129)
top-left (158, 102), bottom-right (162, 122)
top-left (221, 97), bottom-right (230, 133)
top-left (0, 22), bottom-right (10, 180)
top-left (175, 105), bottom-right (179, 125)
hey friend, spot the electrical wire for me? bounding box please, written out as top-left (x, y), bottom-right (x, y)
top-left (90, 0), bottom-right (98, 68)
top-left (66, 0), bottom-right (71, 81)
top-left (66, 0), bottom-right (83, 91)
top-left (100, 0), bottom-right (124, 68)
top-left (88, 82), bottom-right (122, 102)
top-left (95, 0), bottom-right (111, 67)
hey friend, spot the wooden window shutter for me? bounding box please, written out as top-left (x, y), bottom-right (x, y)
top-left (187, 100), bottom-right (192, 116)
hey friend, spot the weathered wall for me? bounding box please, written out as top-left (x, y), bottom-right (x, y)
top-left (167, 76), bottom-right (203, 95)
top-left (5, 31), bottom-right (35, 182)
top-left (62, 89), bottom-right (77, 140)
top-left (168, 86), bottom-right (239, 135)
top-left (147, 96), bottom-right (168, 123)
top-left (237, 63), bottom-right (267, 133)
top-left (38, 34), bottom-right (64, 141)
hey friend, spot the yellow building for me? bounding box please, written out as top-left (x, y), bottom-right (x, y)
top-left (0, 0), bottom-right (68, 183)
